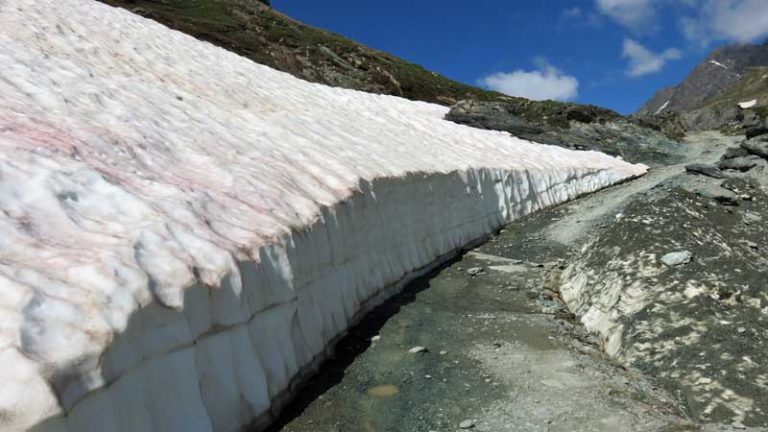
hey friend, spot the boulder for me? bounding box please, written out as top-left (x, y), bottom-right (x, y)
top-left (717, 156), bottom-right (759, 172)
top-left (696, 184), bottom-right (740, 205)
top-left (685, 163), bottom-right (725, 179)
top-left (742, 135), bottom-right (768, 159)
top-left (746, 126), bottom-right (768, 139)
top-left (722, 146), bottom-right (749, 159)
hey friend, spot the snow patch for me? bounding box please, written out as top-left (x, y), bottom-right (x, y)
top-left (654, 100), bottom-right (670, 115)
top-left (0, 0), bottom-right (646, 431)
top-left (709, 59), bottom-right (728, 69)
top-left (739, 99), bottom-right (758, 109)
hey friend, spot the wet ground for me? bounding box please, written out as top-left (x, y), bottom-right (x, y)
top-left (268, 132), bottom-right (759, 432)
top-left (269, 224), bottom-right (689, 432)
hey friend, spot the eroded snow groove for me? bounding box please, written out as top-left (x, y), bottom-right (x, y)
top-left (0, 1), bottom-right (646, 430)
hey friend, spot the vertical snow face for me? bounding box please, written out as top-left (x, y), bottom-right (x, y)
top-left (0, 0), bottom-right (646, 431)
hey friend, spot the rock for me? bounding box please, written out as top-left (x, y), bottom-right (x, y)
top-left (744, 212), bottom-right (763, 225)
top-left (371, 335), bottom-right (381, 342)
top-left (696, 184), bottom-right (739, 206)
top-left (746, 126), bottom-right (768, 139)
top-left (459, 419), bottom-right (476, 429)
top-left (743, 240), bottom-right (759, 250)
top-left (685, 163), bottom-right (724, 179)
top-left (565, 105), bottom-right (598, 123)
top-left (717, 156), bottom-right (758, 172)
top-left (742, 135), bottom-right (768, 159)
top-left (439, 350), bottom-right (448, 355)
top-left (408, 346), bottom-right (428, 354)
top-left (445, 100), bottom-right (545, 136)
top-left (722, 146), bottom-right (749, 159)
top-left (467, 267), bottom-right (484, 276)
top-left (661, 251), bottom-right (693, 267)
top-left (721, 177), bottom-right (752, 194)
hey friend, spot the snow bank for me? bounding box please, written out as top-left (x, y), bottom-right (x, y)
top-left (0, 0), bottom-right (646, 431)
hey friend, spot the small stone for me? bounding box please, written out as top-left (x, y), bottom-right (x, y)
top-left (738, 327), bottom-right (747, 334)
top-left (439, 350), bottom-right (448, 355)
top-left (467, 267), bottom-right (484, 276)
top-left (661, 251), bottom-right (692, 267)
top-left (459, 419), bottom-right (476, 429)
top-left (743, 241), bottom-right (759, 250)
top-left (408, 346), bottom-right (428, 354)
top-left (371, 335), bottom-right (381, 342)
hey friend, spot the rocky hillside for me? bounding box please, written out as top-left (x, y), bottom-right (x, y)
top-left (446, 98), bottom-right (684, 166)
top-left (99, 0), bottom-right (498, 106)
top-left (680, 67), bottom-right (768, 131)
top-left (637, 41), bottom-right (768, 116)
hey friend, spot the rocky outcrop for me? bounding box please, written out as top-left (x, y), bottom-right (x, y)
top-left (445, 99), bottom-right (684, 166)
top-left (637, 42), bottom-right (768, 116)
top-left (560, 131), bottom-right (768, 428)
top-left (0, 1), bottom-right (645, 431)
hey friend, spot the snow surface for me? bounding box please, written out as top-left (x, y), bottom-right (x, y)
top-left (739, 99), bottom-right (758, 109)
top-left (0, 0), bottom-right (646, 431)
top-left (709, 59), bottom-right (728, 70)
top-left (654, 100), bottom-right (670, 115)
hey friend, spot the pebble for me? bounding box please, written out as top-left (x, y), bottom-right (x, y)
top-left (409, 346), bottom-right (428, 354)
top-left (459, 419), bottom-right (475, 429)
top-left (661, 251), bottom-right (692, 267)
top-left (439, 350), bottom-right (448, 355)
top-left (371, 335), bottom-right (381, 342)
top-left (738, 327), bottom-right (747, 334)
top-left (467, 267), bottom-right (484, 276)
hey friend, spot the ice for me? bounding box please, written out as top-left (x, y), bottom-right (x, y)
top-left (0, 0), bottom-right (647, 431)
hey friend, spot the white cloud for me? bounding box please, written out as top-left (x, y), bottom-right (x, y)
top-left (681, 0), bottom-right (768, 44)
top-left (595, 0), bottom-right (656, 30)
top-left (622, 38), bottom-right (682, 77)
top-left (479, 59), bottom-right (579, 101)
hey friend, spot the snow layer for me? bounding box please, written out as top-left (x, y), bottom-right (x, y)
top-left (0, 0), bottom-right (646, 431)
top-left (654, 100), bottom-right (670, 115)
top-left (739, 99), bottom-right (758, 109)
top-left (709, 59), bottom-right (728, 70)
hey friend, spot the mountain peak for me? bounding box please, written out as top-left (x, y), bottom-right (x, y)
top-left (636, 42), bottom-right (768, 116)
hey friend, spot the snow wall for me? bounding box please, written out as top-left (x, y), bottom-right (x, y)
top-left (0, 0), bottom-right (647, 431)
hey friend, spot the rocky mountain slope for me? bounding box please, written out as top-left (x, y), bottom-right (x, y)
top-left (445, 98), bottom-right (684, 166)
top-left (98, 0), bottom-right (499, 106)
top-left (637, 41), bottom-right (768, 117)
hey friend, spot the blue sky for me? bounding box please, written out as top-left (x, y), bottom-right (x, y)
top-left (272, 0), bottom-right (768, 114)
